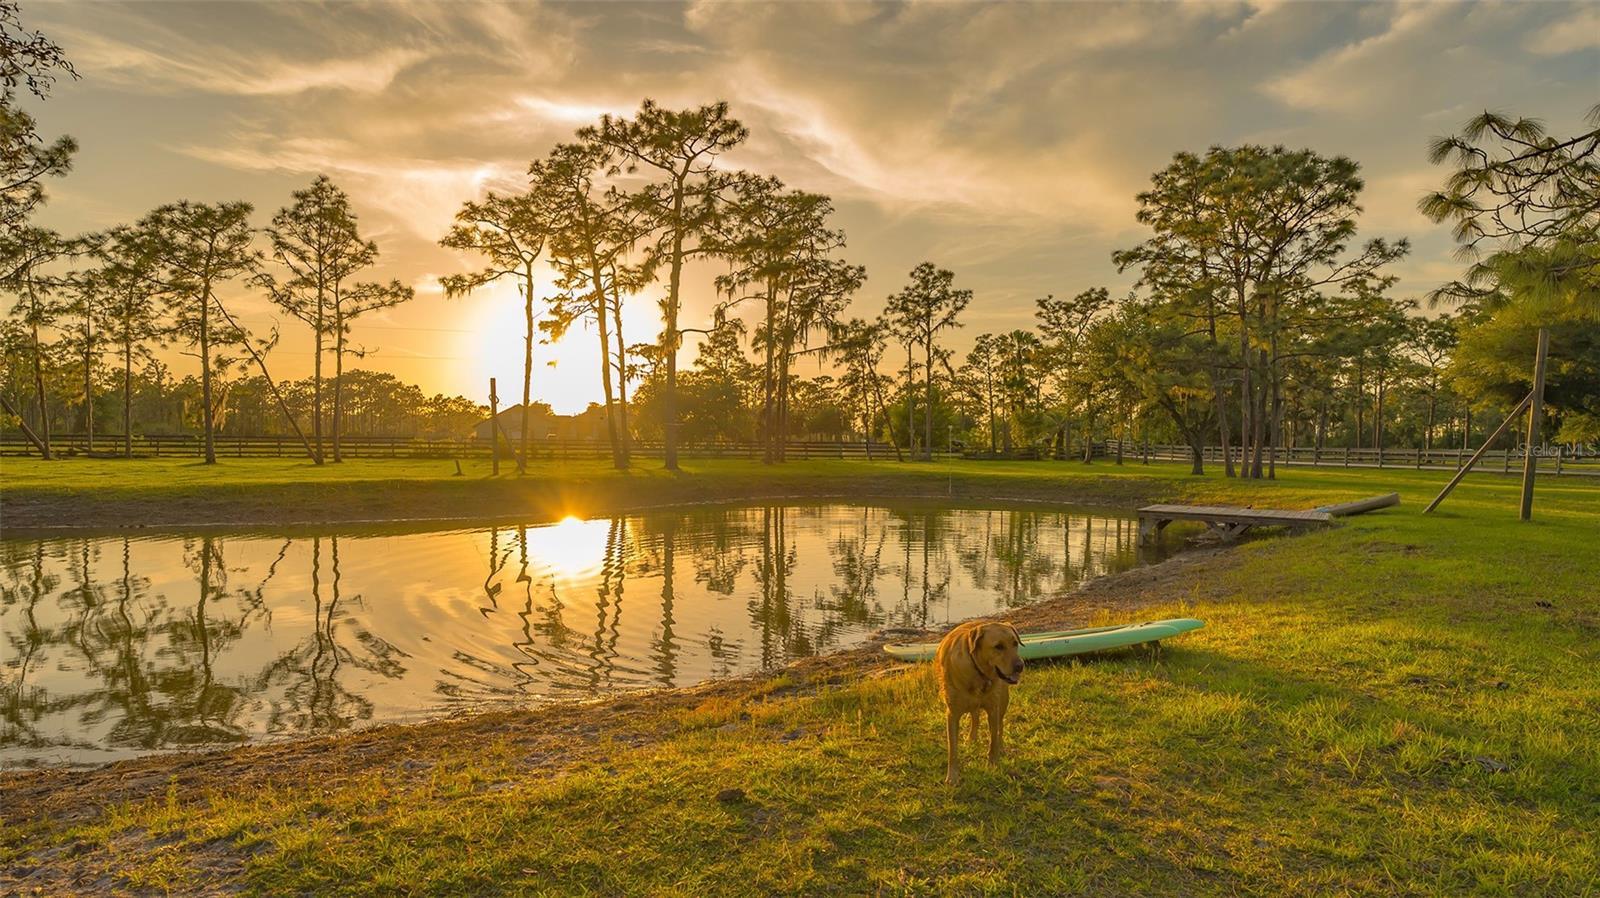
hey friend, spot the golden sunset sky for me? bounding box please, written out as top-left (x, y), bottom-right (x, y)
top-left (19, 0), bottom-right (1600, 413)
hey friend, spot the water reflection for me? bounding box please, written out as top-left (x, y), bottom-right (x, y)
top-left (1, 502), bottom-right (1171, 766)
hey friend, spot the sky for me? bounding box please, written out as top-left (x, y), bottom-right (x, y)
top-left (17, 0), bottom-right (1600, 414)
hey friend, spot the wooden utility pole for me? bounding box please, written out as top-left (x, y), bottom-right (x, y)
top-left (1520, 327), bottom-right (1549, 522)
top-left (489, 377), bottom-right (501, 477)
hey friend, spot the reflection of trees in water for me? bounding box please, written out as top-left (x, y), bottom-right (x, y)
top-left (1, 542), bottom-right (61, 750)
top-left (885, 508), bottom-right (953, 629)
top-left (749, 506), bottom-right (809, 668)
top-left (585, 516), bottom-right (629, 689)
top-left (814, 507), bottom-right (889, 645)
top-left (0, 535), bottom-right (412, 758)
top-left (691, 509), bottom-right (750, 595)
top-left (955, 510), bottom-right (1061, 607)
top-left (255, 536), bottom-right (399, 738)
top-left (653, 516), bottom-right (679, 687)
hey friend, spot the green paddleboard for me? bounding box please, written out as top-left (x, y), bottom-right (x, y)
top-left (882, 618), bottom-right (1205, 662)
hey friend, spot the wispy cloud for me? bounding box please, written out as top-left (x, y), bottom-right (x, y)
top-left (182, 135), bottom-right (524, 240)
top-left (61, 27), bottom-right (430, 96)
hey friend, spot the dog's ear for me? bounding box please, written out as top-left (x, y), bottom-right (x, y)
top-left (964, 625), bottom-right (984, 656)
top-left (1005, 624), bottom-right (1021, 645)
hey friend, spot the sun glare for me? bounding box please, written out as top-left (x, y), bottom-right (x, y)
top-left (460, 279), bottom-right (664, 416)
top-left (524, 514), bottom-right (614, 582)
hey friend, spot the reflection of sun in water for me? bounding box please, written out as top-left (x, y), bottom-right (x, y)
top-left (525, 515), bottom-right (612, 583)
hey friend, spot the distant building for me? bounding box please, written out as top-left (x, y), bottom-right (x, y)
top-left (473, 403), bottom-right (611, 442)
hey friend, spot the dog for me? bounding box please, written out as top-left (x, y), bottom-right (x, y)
top-left (933, 620), bottom-right (1024, 785)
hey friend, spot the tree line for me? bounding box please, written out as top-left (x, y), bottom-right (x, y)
top-left (4, 3), bottom-right (1595, 474)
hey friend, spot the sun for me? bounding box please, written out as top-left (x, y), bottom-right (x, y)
top-left (457, 279), bottom-right (661, 417)
top-left (524, 515), bottom-right (614, 582)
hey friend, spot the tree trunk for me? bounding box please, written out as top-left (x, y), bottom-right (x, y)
top-left (312, 284), bottom-right (324, 465)
top-left (1237, 301), bottom-right (1253, 479)
top-left (0, 392), bottom-right (49, 457)
top-left (1374, 375), bottom-right (1386, 465)
top-left (1425, 392), bottom-right (1436, 452)
top-left (123, 342), bottom-right (133, 458)
top-left (82, 315), bottom-right (94, 452)
top-left (986, 370), bottom-right (997, 454)
top-left (29, 307), bottom-right (53, 459)
top-left (777, 344), bottom-right (792, 463)
top-left (923, 341), bottom-right (934, 460)
top-left (1353, 365), bottom-right (1365, 451)
top-left (762, 275), bottom-right (777, 464)
top-left (592, 263), bottom-right (624, 471)
top-left (873, 374), bottom-right (904, 463)
top-left (519, 263), bottom-right (534, 475)
top-left (331, 320), bottom-right (345, 463)
top-left (661, 182), bottom-right (687, 473)
top-left (904, 343), bottom-right (915, 460)
top-left (201, 280), bottom-right (216, 464)
top-left (612, 290), bottom-right (631, 467)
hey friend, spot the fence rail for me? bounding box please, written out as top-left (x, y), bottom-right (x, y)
top-left (0, 434), bottom-right (923, 461)
top-left (4, 433), bottom-right (1594, 476)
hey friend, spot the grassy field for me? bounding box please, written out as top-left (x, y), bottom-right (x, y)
top-left (2, 460), bottom-right (1598, 895)
top-left (2, 455), bottom-right (1207, 531)
top-left (6, 452), bottom-right (1587, 531)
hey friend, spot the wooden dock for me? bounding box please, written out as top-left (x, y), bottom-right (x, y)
top-left (1137, 493), bottom-right (1397, 544)
top-left (1137, 504), bottom-right (1331, 544)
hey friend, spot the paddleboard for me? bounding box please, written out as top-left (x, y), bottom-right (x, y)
top-left (882, 618), bottom-right (1205, 662)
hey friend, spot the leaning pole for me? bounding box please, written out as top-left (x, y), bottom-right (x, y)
top-left (1519, 327), bottom-right (1550, 521)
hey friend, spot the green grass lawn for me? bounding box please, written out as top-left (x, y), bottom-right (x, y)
top-left (3, 461), bottom-right (1597, 895)
top-left (5, 452), bottom-right (1586, 524)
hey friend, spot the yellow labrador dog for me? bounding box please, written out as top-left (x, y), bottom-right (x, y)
top-left (934, 620), bottom-right (1024, 785)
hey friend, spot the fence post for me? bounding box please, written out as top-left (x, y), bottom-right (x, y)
top-left (1343, 447), bottom-right (1349, 468)
top-left (1503, 447), bottom-right (1511, 474)
top-left (1556, 445), bottom-right (1563, 475)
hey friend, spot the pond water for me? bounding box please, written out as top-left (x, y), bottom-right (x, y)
top-left (1, 502), bottom-right (1172, 766)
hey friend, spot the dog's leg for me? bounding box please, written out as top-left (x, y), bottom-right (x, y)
top-left (968, 710), bottom-right (981, 744)
top-left (944, 707), bottom-right (963, 785)
top-left (988, 691), bottom-right (1009, 765)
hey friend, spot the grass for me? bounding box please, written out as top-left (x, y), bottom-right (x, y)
top-left (2, 460), bottom-right (1598, 895)
top-left (5, 452), bottom-right (1581, 530)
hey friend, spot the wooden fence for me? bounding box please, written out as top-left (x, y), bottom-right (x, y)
top-left (4, 433), bottom-right (1593, 476)
top-left (1103, 441), bottom-right (1599, 477)
top-left (0, 433), bottom-right (922, 461)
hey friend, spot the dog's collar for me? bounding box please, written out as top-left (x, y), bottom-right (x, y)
top-left (968, 650), bottom-right (995, 693)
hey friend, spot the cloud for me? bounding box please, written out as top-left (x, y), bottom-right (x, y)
top-left (24, 0), bottom-right (1600, 394)
top-left (182, 136), bottom-right (525, 241)
top-left (1263, 5), bottom-right (1448, 112)
top-left (1524, 7), bottom-right (1600, 55)
top-left (59, 27), bottom-right (430, 96)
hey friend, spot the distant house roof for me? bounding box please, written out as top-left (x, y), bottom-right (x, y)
top-left (473, 403), bottom-right (609, 440)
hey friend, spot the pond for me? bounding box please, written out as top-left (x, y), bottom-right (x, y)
top-left (1, 502), bottom-right (1174, 766)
